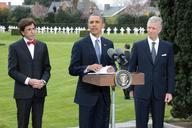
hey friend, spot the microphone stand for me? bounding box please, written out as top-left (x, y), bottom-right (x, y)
top-left (108, 49), bottom-right (128, 128)
top-left (111, 86), bottom-right (116, 128)
top-left (110, 61), bottom-right (122, 128)
top-left (111, 59), bottom-right (128, 128)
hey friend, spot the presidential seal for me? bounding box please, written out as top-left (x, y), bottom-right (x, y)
top-left (115, 70), bottom-right (132, 89)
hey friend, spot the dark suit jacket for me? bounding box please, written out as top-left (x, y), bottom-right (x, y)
top-left (8, 39), bottom-right (51, 99)
top-left (120, 50), bottom-right (130, 70)
top-left (129, 39), bottom-right (175, 100)
top-left (69, 35), bottom-right (115, 106)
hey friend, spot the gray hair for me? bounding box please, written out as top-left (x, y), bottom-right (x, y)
top-left (147, 16), bottom-right (163, 27)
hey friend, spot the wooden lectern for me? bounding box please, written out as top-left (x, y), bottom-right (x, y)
top-left (82, 72), bottom-right (144, 128)
top-left (82, 72), bottom-right (144, 86)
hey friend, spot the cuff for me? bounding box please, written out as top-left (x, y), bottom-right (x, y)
top-left (24, 77), bottom-right (30, 85)
top-left (42, 80), bottom-right (47, 85)
top-left (84, 66), bottom-right (89, 73)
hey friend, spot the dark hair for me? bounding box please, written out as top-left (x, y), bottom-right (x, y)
top-left (88, 12), bottom-right (104, 23)
top-left (18, 18), bottom-right (36, 32)
top-left (124, 44), bottom-right (130, 49)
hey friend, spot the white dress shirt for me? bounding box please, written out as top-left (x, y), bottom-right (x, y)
top-left (24, 37), bottom-right (35, 59)
top-left (84, 33), bottom-right (102, 73)
top-left (147, 36), bottom-right (159, 54)
top-left (23, 37), bottom-right (35, 85)
top-left (90, 33), bottom-right (102, 54)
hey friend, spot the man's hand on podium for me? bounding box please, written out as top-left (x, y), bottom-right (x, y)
top-left (94, 66), bottom-right (115, 74)
top-left (87, 65), bottom-right (115, 74)
top-left (87, 64), bottom-right (102, 72)
top-left (106, 66), bottom-right (115, 73)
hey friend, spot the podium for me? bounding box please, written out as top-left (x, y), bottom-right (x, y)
top-left (83, 72), bottom-right (144, 86)
top-left (82, 72), bottom-right (144, 128)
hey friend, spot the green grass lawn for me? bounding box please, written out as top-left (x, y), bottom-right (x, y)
top-left (0, 32), bottom-right (172, 127)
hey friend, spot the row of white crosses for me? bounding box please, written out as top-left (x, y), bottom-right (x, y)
top-left (1, 25), bottom-right (145, 35)
top-left (35, 26), bottom-right (87, 34)
top-left (8, 25), bottom-right (18, 31)
top-left (103, 27), bottom-right (145, 35)
top-left (0, 26), bottom-right (6, 32)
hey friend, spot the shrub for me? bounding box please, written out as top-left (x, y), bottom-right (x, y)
top-left (11, 29), bottom-right (20, 35)
top-left (159, 0), bottom-right (192, 119)
top-left (80, 30), bottom-right (89, 37)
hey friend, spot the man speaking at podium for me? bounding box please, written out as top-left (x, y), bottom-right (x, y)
top-left (69, 13), bottom-right (116, 128)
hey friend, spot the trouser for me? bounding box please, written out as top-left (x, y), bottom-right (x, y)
top-left (79, 96), bottom-right (110, 128)
top-left (134, 97), bottom-right (165, 128)
top-left (15, 97), bottom-right (45, 128)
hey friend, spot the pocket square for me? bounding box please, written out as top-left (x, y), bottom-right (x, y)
top-left (161, 54), bottom-right (167, 56)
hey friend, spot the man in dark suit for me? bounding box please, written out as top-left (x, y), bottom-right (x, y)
top-left (69, 13), bottom-right (116, 128)
top-left (8, 18), bottom-right (51, 128)
top-left (129, 16), bottom-right (175, 128)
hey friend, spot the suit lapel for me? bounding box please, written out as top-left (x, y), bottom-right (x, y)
top-left (20, 39), bottom-right (33, 60)
top-left (142, 39), bottom-right (153, 64)
top-left (154, 40), bottom-right (163, 65)
top-left (100, 37), bottom-right (108, 64)
top-left (33, 41), bottom-right (41, 60)
top-left (87, 36), bottom-right (99, 63)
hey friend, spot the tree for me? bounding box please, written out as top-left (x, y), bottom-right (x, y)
top-left (24, 0), bottom-right (60, 7)
top-left (44, 12), bottom-right (55, 23)
top-left (124, 0), bottom-right (150, 16)
top-left (54, 9), bottom-right (83, 23)
top-left (159, 0), bottom-right (192, 119)
top-left (9, 6), bottom-right (31, 22)
top-left (72, 0), bottom-right (78, 14)
top-left (117, 14), bottom-right (151, 29)
top-left (0, 8), bottom-right (10, 22)
top-left (159, 0), bottom-right (176, 42)
top-left (31, 3), bottom-right (48, 19)
top-left (55, 9), bottom-right (72, 23)
top-left (150, 0), bottom-right (158, 7)
top-left (24, 0), bottom-right (36, 5)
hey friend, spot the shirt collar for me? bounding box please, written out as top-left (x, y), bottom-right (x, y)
top-left (148, 36), bottom-right (159, 46)
top-left (23, 37), bottom-right (36, 45)
top-left (90, 33), bottom-right (101, 43)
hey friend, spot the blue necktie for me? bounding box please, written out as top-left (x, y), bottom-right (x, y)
top-left (151, 42), bottom-right (156, 63)
top-left (95, 39), bottom-right (101, 63)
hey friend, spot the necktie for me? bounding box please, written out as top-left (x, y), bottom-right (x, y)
top-left (27, 40), bottom-right (36, 45)
top-left (151, 42), bottom-right (156, 63)
top-left (95, 39), bottom-right (101, 63)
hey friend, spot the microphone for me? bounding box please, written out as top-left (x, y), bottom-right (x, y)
top-left (107, 48), bottom-right (118, 61)
top-left (115, 48), bottom-right (128, 65)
